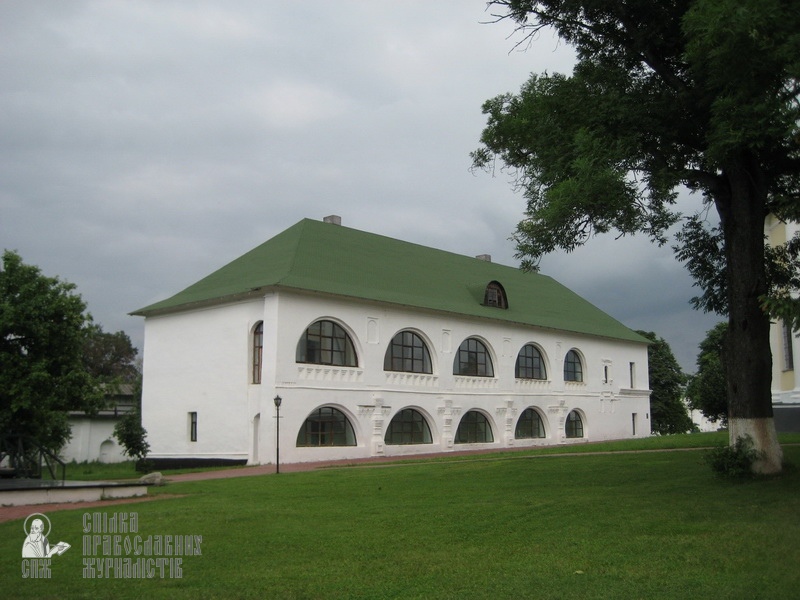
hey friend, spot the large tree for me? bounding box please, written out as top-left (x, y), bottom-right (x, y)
top-left (472, 0), bottom-right (800, 473)
top-left (0, 250), bottom-right (105, 453)
top-left (637, 331), bottom-right (693, 435)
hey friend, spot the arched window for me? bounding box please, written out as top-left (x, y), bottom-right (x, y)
top-left (565, 410), bottom-right (584, 438)
top-left (296, 407), bottom-right (356, 447)
top-left (252, 321), bottom-right (263, 384)
top-left (384, 331), bottom-right (432, 374)
top-left (385, 409), bottom-right (433, 445)
top-left (455, 411), bottom-right (494, 444)
top-left (483, 281), bottom-right (508, 309)
top-left (564, 349), bottom-right (583, 382)
top-left (454, 338), bottom-right (494, 377)
top-left (296, 320), bottom-right (357, 367)
top-left (515, 408), bottom-right (546, 439)
top-left (515, 344), bottom-right (546, 380)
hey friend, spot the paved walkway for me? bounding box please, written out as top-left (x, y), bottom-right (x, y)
top-left (0, 444), bottom-right (712, 524)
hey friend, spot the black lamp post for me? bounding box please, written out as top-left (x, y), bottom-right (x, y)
top-left (273, 395), bottom-right (282, 474)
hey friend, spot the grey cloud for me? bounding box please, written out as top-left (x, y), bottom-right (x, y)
top-left (1, 1), bottom-right (708, 371)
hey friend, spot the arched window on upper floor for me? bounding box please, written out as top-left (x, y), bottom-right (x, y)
top-left (515, 344), bottom-right (547, 380)
top-left (515, 408), bottom-right (546, 439)
top-left (455, 410), bottom-right (494, 444)
top-left (483, 281), bottom-right (508, 309)
top-left (565, 410), bottom-right (584, 438)
top-left (453, 338), bottom-right (494, 377)
top-left (252, 321), bottom-right (263, 384)
top-left (296, 407), bottom-right (356, 447)
top-left (384, 331), bottom-right (432, 374)
top-left (296, 319), bottom-right (357, 367)
top-left (384, 408), bottom-right (433, 445)
top-left (564, 349), bottom-right (584, 382)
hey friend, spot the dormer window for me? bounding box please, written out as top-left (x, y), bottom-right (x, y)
top-left (483, 281), bottom-right (508, 309)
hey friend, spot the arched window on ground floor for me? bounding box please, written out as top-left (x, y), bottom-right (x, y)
top-left (455, 410), bottom-right (494, 444)
top-left (515, 408), bottom-right (546, 439)
top-left (296, 407), bottom-right (356, 447)
top-left (565, 410), bottom-right (584, 438)
top-left (385, 408), bottom-right (433, 445)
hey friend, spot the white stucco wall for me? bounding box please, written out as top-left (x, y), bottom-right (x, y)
top-left (141, 299), bottom-right (266, 463)
top-left (61, 418), bottom-right (128, 464)
top-left (769, 218), bottom-right (800, 405)
top-left (141, 290), bottom-right (651, 466)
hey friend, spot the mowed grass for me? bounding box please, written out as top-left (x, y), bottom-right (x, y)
top-left (4, 440), bottom-right (800, 599)
top-left (60, 431), bottom-right (800, 481)
top-left (54, 460), bottom-right (249, 481)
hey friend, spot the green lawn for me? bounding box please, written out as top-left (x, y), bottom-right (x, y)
top-left (56, 460), bottom-right (250, 481)
top-left (5, 437), bottom-right (800, 599)
top-left (61, 431), bottom-right (800, 481)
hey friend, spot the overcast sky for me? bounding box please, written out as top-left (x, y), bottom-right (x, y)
top-left (1, 1), bottom-right (721, 372)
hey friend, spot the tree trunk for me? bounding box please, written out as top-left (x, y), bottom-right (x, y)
top-left (718, 157), bottom-right (783, 474)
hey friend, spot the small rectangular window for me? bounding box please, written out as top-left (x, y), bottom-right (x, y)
top-left (189, 412), bottom-right (198, 442)
top-left (782, 321), bottom-right (794, 371)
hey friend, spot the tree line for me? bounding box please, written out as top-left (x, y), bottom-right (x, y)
top-left (0, 250), bottom-right (147, 464)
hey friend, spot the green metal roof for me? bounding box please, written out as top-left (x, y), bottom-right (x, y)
top-left (132, 218), bottom-right (647, 344)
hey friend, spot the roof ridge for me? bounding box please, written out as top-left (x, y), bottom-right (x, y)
top-left (277, 218), bottom-right (310, 285)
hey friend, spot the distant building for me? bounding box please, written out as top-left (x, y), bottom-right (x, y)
top-left (60, 385), bottom-right (136, 463)
top-left (132, 217), bottom-right (652, 468)
top-left (686, 400), bottom-right (720, 433)
top-left (766, 215), bottom-right (800, 432)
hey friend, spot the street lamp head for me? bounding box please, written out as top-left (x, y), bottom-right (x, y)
top-left (273, 395), bottom-right (282, 408)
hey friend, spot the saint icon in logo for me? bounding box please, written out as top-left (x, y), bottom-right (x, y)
top-left (22, 513), bottom-right (70, 558)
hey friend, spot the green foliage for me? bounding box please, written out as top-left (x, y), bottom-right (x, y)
top-left (0, 250), bottom-right (105, 452)
top-left (685, 322), bottom-right (728, 424)
top-left (83, 324), bottom-right (139, 385)
top-left (636, 330), bottom-right (693, 434)
top-left (682, 0), bottom-right (800, 175)
top-left (472, 67), bottom-right (680, 271)
top-left (113, 408), bottom-right (150, 464)
top-left (113, 362), bottom-right (150, 466)
top-left (475, 2), bottom-right (798, 462)
top-left (704, 435), bottom-right (764, 479)
top-left (476, 0), bottom-right (799, 275)
top-left (673, 217), bottom-right (728, 315)
top-left (673, 218), bottom-right (800, 324)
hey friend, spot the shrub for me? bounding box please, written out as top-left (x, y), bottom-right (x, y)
top-left (704, 435), bottom-right (763, 479)
top-left (113, 408), bottom-right (150, 470)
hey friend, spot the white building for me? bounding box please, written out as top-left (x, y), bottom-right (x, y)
top-left (767, 215), bottom-right (800, 432)
top-left (132, 217), bottom-right (651, 468)
top-left (60, 386), bottom-right (136, 464)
